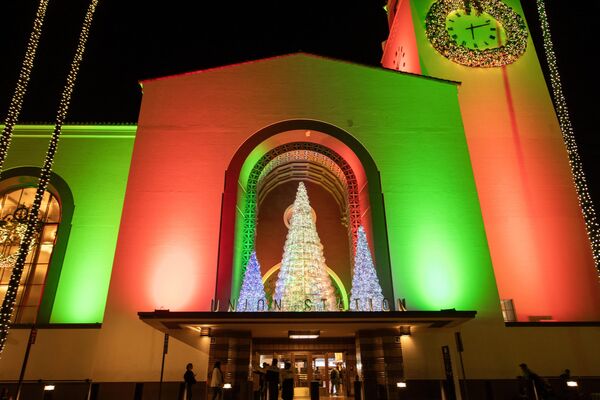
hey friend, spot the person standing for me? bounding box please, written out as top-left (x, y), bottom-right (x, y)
top-left (346, 366), bottom-right (354, 396)
top-left (280, 361), bottom-right (295, 400)
top-left (266, 358), bottom-right (280, 400)
top-left (210, 361), bottom-right (224, 400)
top-left (330, 366), bottom-right (340, 396)
top-left (253, 362), bottom-right (269, 400)
top-left (260, 362), bottom-right (269, 400)
top-left (559, 369), bottom-right (576, 400)
top-left (183, 363), bottom-right (197, 400)
top-left (339, 365), bottom-right (347, 396)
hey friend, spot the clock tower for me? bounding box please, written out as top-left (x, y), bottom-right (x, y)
top-left (382, 0), bottom-right (600, 321)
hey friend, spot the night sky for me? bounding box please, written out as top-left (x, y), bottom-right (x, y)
top-left (0, 1), bottom-right (598, 208)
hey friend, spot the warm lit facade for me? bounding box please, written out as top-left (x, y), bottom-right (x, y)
top-left (1, 1), bottom-right (600, 398)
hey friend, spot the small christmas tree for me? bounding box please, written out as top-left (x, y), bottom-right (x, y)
top-left (349, 226), bottom-right (385, 311)
top-left (274, 182), bottom-right (337, 311)
top-left (237, 251), bottom-right (267, 311)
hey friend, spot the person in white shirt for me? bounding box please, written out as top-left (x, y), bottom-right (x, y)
top-left (210, 361), bottom-right (224, 400)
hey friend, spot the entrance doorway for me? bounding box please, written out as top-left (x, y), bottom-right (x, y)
top-left (253, 337), bottom-right (356, 399)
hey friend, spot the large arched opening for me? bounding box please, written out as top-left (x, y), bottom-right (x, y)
top-left (216, 119), bottom-right (394, 308)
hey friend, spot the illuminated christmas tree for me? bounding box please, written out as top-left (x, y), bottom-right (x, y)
top-left (237, 251), bottom-right (267, 311)
top-left (273, 182), bottom-right (337, 311)
top-left (349, 226), bottom-right (385, 311)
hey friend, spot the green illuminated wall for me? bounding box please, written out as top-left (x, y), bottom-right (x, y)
top-left (4, 125), bottom-right (135, 324)
top-left (339, 72), bottom-right (499, 315)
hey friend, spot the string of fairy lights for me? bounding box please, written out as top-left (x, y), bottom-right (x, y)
top-left (0, 0), bottom-right (50, 177)
top-left (0, 0), bottom-right (100, 354)
top-left (535, 0), bottom-right (600, 279)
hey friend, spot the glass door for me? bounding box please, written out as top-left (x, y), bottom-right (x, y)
top-left (312, 354), bottom-right (328, 395)
top-left (293, 353), bottom-right (310, 388)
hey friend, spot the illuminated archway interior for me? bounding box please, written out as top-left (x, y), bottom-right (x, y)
top-left (230, 129), bottom-right (378, 302)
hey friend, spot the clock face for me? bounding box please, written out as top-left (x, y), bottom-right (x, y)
top-left (446, 10), bottom-right (507, 51)
top-left (425, 0), bottom-right (528, 68)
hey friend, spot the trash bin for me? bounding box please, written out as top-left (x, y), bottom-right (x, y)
top-left (310, 380), bottom-right (320, 400)
top-left (354, 380), bottom-right (362, 400)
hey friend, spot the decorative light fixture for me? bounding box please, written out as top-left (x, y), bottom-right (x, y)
top-left (274, 183), bottom-right (336, 311)
top-left (237, 252), bottom-right (267, 312)
top-left (223, 383), bottom-right (232, 389)
top-left (399, 326), bottom-right (411, 336)
top-left (349, 226), bottom-right (385, 311)
top-left (43, 385), bottom-right (55, 391)
top-left (0, 0), bottom-right (50, 178)
top-left (199, 327), bottom-right (211, 337)
top-left (289, 330), bottom-right (320, 339)
top-left (188, 326), bottom-right (211, 336)
top-left (536, 0), bottom-right (600, 278)
top-left (396, 382), bottom-right (407, 388)
top-left (0, 205), bottom-right (41, 269)
top-left (566, 380), bottom-right (578, 388)
top-left (0, 0), bottom-right (100, 355)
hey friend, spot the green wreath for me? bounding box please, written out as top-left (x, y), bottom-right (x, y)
top-left (426, 0), bottom-right (528, 67)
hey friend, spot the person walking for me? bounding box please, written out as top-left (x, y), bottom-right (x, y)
top-left (519, 363), bottom-right (556, 400)
top-left (210, 361), bottom-right (224, 400)
top-left (330, 366), bottom-right (340, 396)
top-left (266, 358), bottom-right (280, 400)
top-left (280, 361), bottom-right (295, 400)
top-left (183, 363), bottom-right (197, 400)
top-left (260, 362), bottom-right (269, 400)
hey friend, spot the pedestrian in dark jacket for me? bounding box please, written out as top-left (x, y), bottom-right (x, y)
top-left (266, 358), bottom-right (280, 400)
top-left (184, 363), bottom-right (197, 400)
top-left (520, 363), bottom-right (556, 400)
top-left (280, 362), bottom-right (294, 400)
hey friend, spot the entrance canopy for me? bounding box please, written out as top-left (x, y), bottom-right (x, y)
top-left (138, 310), bottom-right (476, 349)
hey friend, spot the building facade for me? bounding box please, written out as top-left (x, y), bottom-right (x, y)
top-left (1, 1), bottom-right (599, 399)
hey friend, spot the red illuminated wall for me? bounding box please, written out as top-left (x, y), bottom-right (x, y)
top-left (108, 55), bottom-right (400, 315)
top-left (382, 0), bottom-right (422, 74)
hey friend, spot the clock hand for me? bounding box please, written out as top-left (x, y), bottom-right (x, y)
top-left (466, 23), bottom-right (475, 40)
top-left (465, 21), bottom-right (491, 42)
top-left (471, 22), bottom-right (491, 29)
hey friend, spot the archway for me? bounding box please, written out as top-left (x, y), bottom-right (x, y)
top-left (240, 142), bottom-right (360, 277)
top-left (216, 119), bottom-right (394, 308)
top-left (0, 167), bottom-right (74, 324)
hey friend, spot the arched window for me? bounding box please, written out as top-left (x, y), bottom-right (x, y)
top-left (0, 186), bottom-right (61, 324)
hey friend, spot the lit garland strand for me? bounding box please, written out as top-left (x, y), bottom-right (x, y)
top-left (535, 0), bottom-right (600, 278)
top-left (0, 0), bottom-right (100, 354)
top-left (0, 0), bottom-right (50, 177)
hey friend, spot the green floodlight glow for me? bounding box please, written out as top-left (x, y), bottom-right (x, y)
top-left (5, 125), bottom-right (135, 324)
top-left (224, 56), bottom-right (498, 314)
